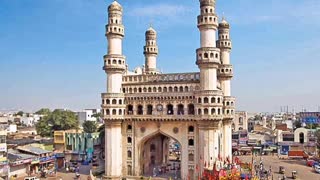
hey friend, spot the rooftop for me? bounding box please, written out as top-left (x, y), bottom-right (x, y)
top-left (17, 145), bottom-right (51, 155)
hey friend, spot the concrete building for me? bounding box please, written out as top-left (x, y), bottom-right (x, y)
top-left (77, 109), bottom-right (101, 125)
top-left (233, 111), bottom-right (248, 131)
top-left (101, 0), bottom-right (235, 179)
top-left (54, 130), bottom-right (100, 168)
top-left (0, 125), bottom-right (8, 179)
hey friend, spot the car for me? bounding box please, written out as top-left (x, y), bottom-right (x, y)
top-left (314, 164), bottom-right (320, 173)
top-left (307, 159), bottom-right (315, 167)
top-left (24, 177), bottom-right (40, 180)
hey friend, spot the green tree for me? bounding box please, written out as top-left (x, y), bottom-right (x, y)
top-left (36, 109), bottom-right (79, 137)
top-left (82, 121), bottom-right (97, 133)
top-left (35, 108), bottom-right (51, 116)
top-left (15, 111), bottom-right (24, 116)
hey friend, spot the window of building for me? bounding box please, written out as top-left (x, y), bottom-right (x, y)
top-left (188, 104), bottom-right (195, 115)
top-left (127, 150), bottom-right (132, 159)
top-left (204, 97), bottom-right (209, 103)
top-left (188, 139), bottom-right (194, 146)
top-left (127, 137), bottom-right (132, 144)
top-left (188, 153), bottom-right (194, 161)
top-left (167, 104), bottom-right (174, 115)
top-left (112, 109), bottom-right (116, 115)
top-left (137, 105), bottom-right (143, 115)
top-left (127, 105), bottom-right (133, 115)
top-left (177, 104), bottom-right (184, 115)
top-left (147, 105), bottom-right (153, 115)
top-left (112, 99), bottom-right (117, 104)
top-left (127, 125), bottom-right (132, 131)
top-left (188, 126), bottom-right (194, 133)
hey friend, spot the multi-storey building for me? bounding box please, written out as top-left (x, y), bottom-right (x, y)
top-left (101, 0), bottom-right (235, 179)
top-left (0, 126), bottom-right (8, 178)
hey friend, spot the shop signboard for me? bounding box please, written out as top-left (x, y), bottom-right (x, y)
top-left (0, 143), bottom-right (7, 152)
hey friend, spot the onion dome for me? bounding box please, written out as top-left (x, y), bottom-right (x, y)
top-left (108, 0), bottom-right (122, 12)
top-left (219, 18), bottom-right (230, 28)
top-left (146, 26), bottom-right (157, 35)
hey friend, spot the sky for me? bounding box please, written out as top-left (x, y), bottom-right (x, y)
top-left (1, 0), bottom-right (320, 113)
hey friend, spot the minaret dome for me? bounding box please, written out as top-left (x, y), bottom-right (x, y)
top-left (108, 1), bottom-right (122, 11)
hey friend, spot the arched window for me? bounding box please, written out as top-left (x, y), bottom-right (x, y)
top-left (204, 108), bottom-right (209, 115)
top-left (218, 108), bottom-right (221, 115)
top-left (211, 108), bottom-right (216, 115)
top-left (127, 125), bottom-right (132, 131)
top-left (167, 104), bottom-right (174, 115)
top-left (188, 104), bottom-right (195, 115)
top-left (134, 88), bottom-right (137, 93)
top-left (188, 126), bottom-right (194, 133)
top-left (163, 87), bottom-right (167, 92)
top-left (158, 87), bottom-right (162, 92)
top-left (185, 86), bottom-right (189, 92)
top-left (211, 97), bottom-right (216, 103)
top-left (106, 109), bottom-right (110, 115)
top-left (299, 132), bottom-right (304, 144)
top-left (127, 150), bottom-right (132, 159)
top-left (204, 53), bottom-right (208, 58)
top-left (148, 87), bottom-right (152, 92)
top-left (147, 105), bottom-right (153, 115)
top-left (138, 88), bottom-right (142, 93)
top-left (119, 99), bottom-right (122, 104)
top-left (239, 117), bottom-right (243, 124)
top-left (150, 144), bottom-right (156, 152)
top-left (137, 105), bottom-right (143, 115)
top-left (189, 153), bottom-right (194, 161)
top-left (143, 88), bottom-right (147, 92)
top-left (127, 105), bottom-right (133, 115)
top-left (119, 109), bottom-right (122, 115)
top-left (198, 109), bottom-right (202, 115)
top-left (153, 87), bottom-right (157, 92)
top-left (112, 109), bottom-right (117, 115)
top-left (177, 104), bottom-right (184, 115)
top-left (210, 53), bottom-right (214, 58)
top-left (188, 139), bottom-right (194, 146)
top-left (179, 86), bottom-right (183, 92)
top-left (106, 99), bottom-right (110, 104)
top-left (198, 98), bottom-right (202, 103)
top-left (217, 98), bottom-right (221, 103)
top-left (102, 99), bottom-right (105, 104)
top-left (127, 137), bottom-right (132, 144)
top-left (112, 99), bottom-right (117, 104)
top-left (169, 87), bottom-right (173, 92)
top-left (174, 86), bottom-right (178, 92)
top-left (204, 97), bottom-right (209, 103)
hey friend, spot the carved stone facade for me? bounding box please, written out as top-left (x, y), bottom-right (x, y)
top-left (101, 0), bottom-right (235, 179)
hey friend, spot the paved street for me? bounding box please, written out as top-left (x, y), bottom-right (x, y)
top-left (238, 155), bottom-right (320, 180)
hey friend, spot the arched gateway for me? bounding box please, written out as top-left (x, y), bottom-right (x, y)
top-left (101, 0), bottom-right (235, 179)
top-left (139, 131), bottom-right (182, 178)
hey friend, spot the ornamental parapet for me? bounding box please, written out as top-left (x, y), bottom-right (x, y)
top-left (101, 93), bottom-right (125, 99)
top-left (194, 90), bottom-right (223, 96)
top-left (217, 39), bottom-right (232, 49)
top-left (223, 96), bottom-right (235, 107)
top-left (217, 64), bottom-right (233, 79)
top-left (106, 24), bottom-right (124, 37)
top-left (124, 115), bottom-right (196, 121)
top-left (103, 54), bottom-right (126, 72)
top-left (196, 47), bottom-right (220, 67)
top-left (144, 46), bottom-right (158, 55)
top-left (197, 14), bottom-right (218, 29)
top-left (122, 72), bottom-right (200, 84)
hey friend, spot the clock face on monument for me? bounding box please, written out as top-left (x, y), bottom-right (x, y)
top-left (156, 104), bottom-right (163, 111)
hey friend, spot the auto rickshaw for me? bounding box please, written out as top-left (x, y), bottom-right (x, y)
top-left (292, 171), bottom-right (297, 179)
top-left (279, 166), bottom-right (285, 174)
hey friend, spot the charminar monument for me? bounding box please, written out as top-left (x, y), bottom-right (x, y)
top-left (101, 0), bottom-right (235, 179)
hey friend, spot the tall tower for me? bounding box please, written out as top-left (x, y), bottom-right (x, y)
top-left (217, 18), bottom-right (235, 159)
top-left (144, 27), bottom-right (159, 74)
top-left (196, 0), bottom-right (224, 171)
top-left (102, 1), bottom-right (126, 179)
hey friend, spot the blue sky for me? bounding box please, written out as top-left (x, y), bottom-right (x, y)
top-left (1, 0), bottom-right (320, 113)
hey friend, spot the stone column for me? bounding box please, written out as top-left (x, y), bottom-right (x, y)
top-left (222, 120), bottom-right (232, 159)
top-left (104, 122), bottom-right (123, 179)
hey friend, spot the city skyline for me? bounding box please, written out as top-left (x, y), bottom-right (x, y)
top-left (1, 0), bottom-right (320, 113)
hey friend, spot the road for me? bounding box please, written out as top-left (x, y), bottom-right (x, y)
top-left (238, 155), bottom-right (320, 180)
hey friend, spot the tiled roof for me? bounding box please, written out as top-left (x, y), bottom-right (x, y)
top-left (17, 145), bottom-right (51, 155)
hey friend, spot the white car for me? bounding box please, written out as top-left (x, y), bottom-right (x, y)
top-left (314, 164), bottom-right (320, 173)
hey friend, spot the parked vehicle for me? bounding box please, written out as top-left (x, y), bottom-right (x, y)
top-left (288, 150), bottom-right (309, 159)
top-left (314, 164), bottom-right (320, 173)
top-left (24, 177), bottom-right (40, 180)
top-left (292, 171), bottom-right (297, 179)
top-left (307, 159), bottom-right (315, 167)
